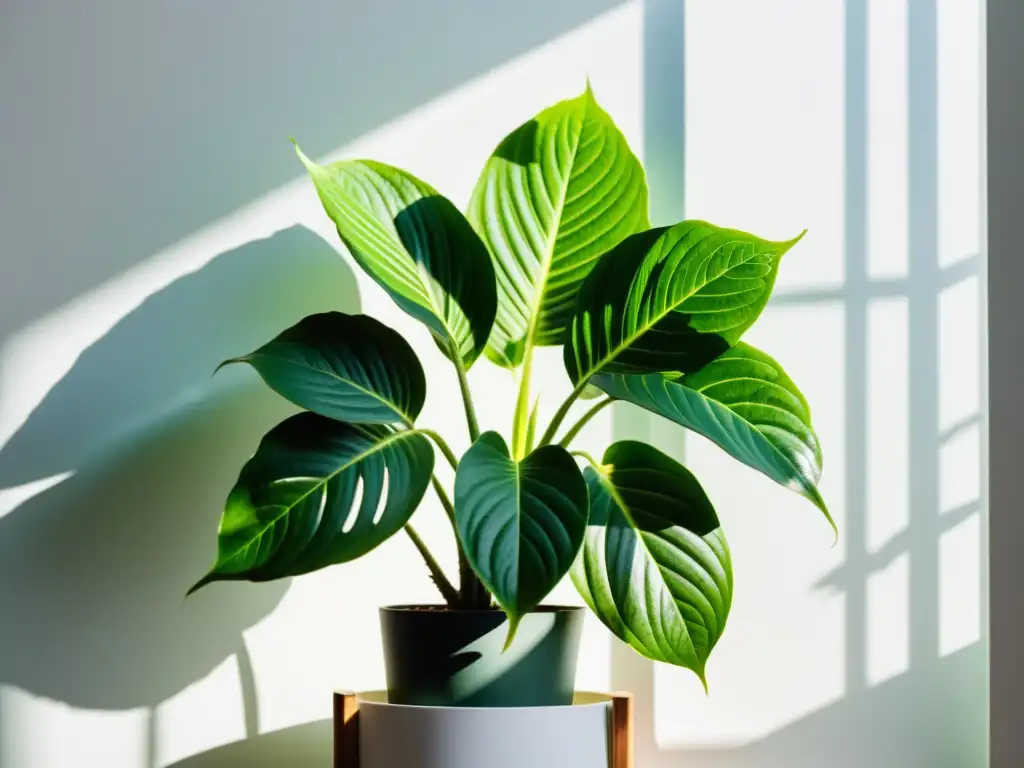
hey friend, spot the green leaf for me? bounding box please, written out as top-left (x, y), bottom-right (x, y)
top-left (564, 220), bottom-right (805, 385)
top-left (219, 312), bottom-right (426, 426)
top-left (593, 343), bottom-right (831, 527)
top-left (571, 441), bottom-right (732, 684)
top-left (294, 145), bottom-right (497, 367)
top-left (467, 86), bottom-right (649, 368)
top-left (454, 432), bottom-right (589, 632)
top-left (190, 414), bottom-right (434, 590)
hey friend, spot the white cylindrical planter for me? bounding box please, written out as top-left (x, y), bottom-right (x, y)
top-left (333, 691), bottom-right (633, 768)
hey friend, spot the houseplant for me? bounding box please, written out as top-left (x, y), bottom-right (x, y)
top-left (190, 86), bottom-right (831, 710)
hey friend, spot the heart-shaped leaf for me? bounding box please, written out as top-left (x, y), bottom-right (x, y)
top-left (571, 441), bottom-right (732, 684)
top-left (564, 220), bottom-right (805, 385)
top-left (294, 146), bottom-right (497, 368)
top-left (593, 343), bottom-right (831, 527)
top-left (219, 312), bottom-right (426, 426)
top-left (454, 432), bottom-right (589, 633)
top-left (190, 414), bottom-right (434, 591)
top-left (467, 86), bottom-right (649, 368)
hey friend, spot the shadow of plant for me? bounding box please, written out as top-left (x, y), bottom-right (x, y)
top-left (0, 226), bottom-right (359, 734)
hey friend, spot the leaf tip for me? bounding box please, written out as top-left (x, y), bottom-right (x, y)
top-left (502, 613), bottom-right (522, 653)
top-left (185, 573), bottom-right (214, 598)
top-left (810, 487), bottom-right (838, 544)
top-left (213, 356), bottom-right (247, 377)
top-left (291, 139), bottom-right (317, 172)
top-left (779, 228), bottom-right (809, 254)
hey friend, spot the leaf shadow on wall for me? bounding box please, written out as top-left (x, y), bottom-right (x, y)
top-left (0, 227), bottom-right (359, 740)
top-left (0, 226), bottom-right (350, 490)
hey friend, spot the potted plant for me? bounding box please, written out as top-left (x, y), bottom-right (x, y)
top-left (189, 86), bottom-right (830, 764)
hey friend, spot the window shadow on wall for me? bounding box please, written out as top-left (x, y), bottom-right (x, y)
top-left (614, 1), bottom-right (988, 766)
top-left (0, 226), bottom-right (359, 764)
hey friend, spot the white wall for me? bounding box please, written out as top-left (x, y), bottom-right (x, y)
top-left (0, 1), bottom-right (986, 766)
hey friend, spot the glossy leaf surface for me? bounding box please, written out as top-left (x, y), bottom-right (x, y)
top-left (467, 87), bottom-right (649, 367)
top-left (454, 432), bottom-right (589, 629)
top-left (593, 343), bottom-right (830, 526)
top-left (565, 220), bottom-right (804, 384)
top-left (220, 312), bottom-right (426, 425)
top-left (572, 441), bottom-right (731, 683)
top-left (192, 414), bottom-right (433, 590)
top-left (295, 147), bottom-right (496, 367)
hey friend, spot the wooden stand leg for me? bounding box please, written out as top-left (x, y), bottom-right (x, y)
top-left (611, 692), bottom-right (634, 768)
top-left (333, 691), bottom-right (360, 768)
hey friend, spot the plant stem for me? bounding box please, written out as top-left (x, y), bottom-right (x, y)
top-left (431, 476), bottom-right (457, 527)
top-left (429, 476), bottom-right (489, 609)
top-left (450, 343), bottom-right (481, 443)
top-left (570, 449), bottom-right (604, 473)
top-left (557, 396), bottom-right (614, 448)
top-left (404, 524), bottom-right (459, 606)
top-left (420, 429), bottom-right (459, 471)
top-left (511, 344), bottom-right (535, 460)
top-left (538, 378), bottom-right (591, 447)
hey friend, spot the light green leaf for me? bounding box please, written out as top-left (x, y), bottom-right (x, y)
top-left (454, 432), bottom-right (589, 632)
top-left (294, 145), bottom-right (497, 367)
top-left (190, 414), bottom-right (433, 591)
top-left (467, 86), bottom-right (649, 368)
top-left (571, 441), bottom-right (732, 684)
top-left (219, 312), bottom-right (426, 425)
top-left (593, 343), bottom-right (831, 527)
top-left (564, 220), bottom-right (805, 385)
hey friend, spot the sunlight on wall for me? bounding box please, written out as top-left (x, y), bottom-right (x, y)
top-left (656, 0), bottom-right (847, 746)
top-left (866, 298), bottom-right (909, 551)
top-left (939, 277), bottom-right (982, 436)
top-left (0, 688), bottom-right (148, 768)
top-left (867, 553), bottom-right (910, 685)
top-left (939, 515), bottom-right (982, 657)
top-left (867, 0), bottom-right (909, 280)
top-left (937, 0), bottom-right (982, 270)
top-left (153, 658), bottom-right (248, 768)
top-left (683, 2), bottom-right (845, 293)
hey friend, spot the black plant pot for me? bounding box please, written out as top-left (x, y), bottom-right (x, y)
top-left (379, 605), bottom-right (584, 707)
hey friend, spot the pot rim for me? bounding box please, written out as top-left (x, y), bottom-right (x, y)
top-left (379, 604), bottom-right (583, 614)
top-left (355, 689), bottom-right (614, 711)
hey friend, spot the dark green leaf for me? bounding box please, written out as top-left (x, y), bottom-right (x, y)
top-left (564, 220), bottom-right (805, 384)
top-left (593, 343), bottom-right (830, 527)
top-left (572, 441), bottom-right (731, 684)
top-left (191, 414), bottom-right (433, 590)
top-left (467, 86), bottom-right (649, 368)
top-left (220, 312), bottom-right (426, 425)
top-left (294, 146), bottom-right (497, 367)
top-left (454, 432), bottom-right (589, 631)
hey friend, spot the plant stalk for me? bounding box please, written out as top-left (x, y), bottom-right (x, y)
top-left (511, 343), bottom-right (535, 460)
top-left (450, 344), bottom-right (481, 443)
top-left (538, 377), bottom-right (592, 447)
top-left (570, 449), bottom-right (604, 473)
top-left (404, 524), bottom-right (459, 605)
top-left (421, 429), bottom-right (459, 471)
top-left (557, 396), bottom-right (614, 448)
top-left (430, 476), bottom-right (489, 609)
top-left (431, 477), bottom-right (457, 527)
